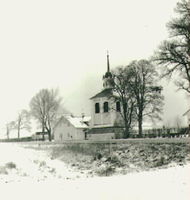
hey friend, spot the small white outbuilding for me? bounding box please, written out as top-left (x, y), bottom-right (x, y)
top-left (54, 115), bottom-right (91, 141)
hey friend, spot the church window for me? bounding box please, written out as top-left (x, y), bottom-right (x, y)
top-left (95, 103), bottom-right (100, 113)
top-left (116, 101), bottom-right (121, 112)
top-left (103, 102), bottom-right (109, 112)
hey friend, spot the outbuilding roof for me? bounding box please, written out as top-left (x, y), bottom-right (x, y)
top-left (62, 115), bottom-right (91, 129)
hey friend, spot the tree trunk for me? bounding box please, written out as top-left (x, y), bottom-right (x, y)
top-left (45, 124), bottom-right (52, 142)
top-left (138, 115), bottom-right (143, 137)
top-left (124, 126), bottom-right (130, 138)
top-left (122, 103), bottom-right (130, 139)
top-left (42, 122), bottom-right (45, 141)
top-left (6, 127), bottom-right (9, 140)
top-left (48, 130), bottom-right (51, 142)
top-left (123, 114), bottom-right (130, 138)
top-left (17, 127), bottom-right (20, 139)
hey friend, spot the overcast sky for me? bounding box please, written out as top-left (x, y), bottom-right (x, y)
top-left (0, 0), bottom-right (189, 136)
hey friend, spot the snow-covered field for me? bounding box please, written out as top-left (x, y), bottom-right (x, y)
top-left (0, 142), bottom-right (189, 200)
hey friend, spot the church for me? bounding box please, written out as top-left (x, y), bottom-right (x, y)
top-left (87, 53), bottom-right (124, 140)
top-left (54, 53), bottom-right (124, 141)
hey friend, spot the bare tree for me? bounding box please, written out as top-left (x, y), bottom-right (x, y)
top-left (11, 109), bottom-right (31, 139)
top-left (154, 0), bottom-right (190, 94)
top-left (5, 122), bottom-right (12, 140)
top-left (30, 88), bottom-right (62, 141)
top-left (112, 66), bottom-right (136, 138)
top-left (127, 60), bottom-right (164, 137)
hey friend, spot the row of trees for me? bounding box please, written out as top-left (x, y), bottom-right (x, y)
top-left (6, 60), bottom-right (164, 140)
top-left (6, 89), bottom-right (63, 141)
top-left (111, 0), bottom-right (190, 138)
top-left (6, 109), bottom-right (31, 140)
top-left (112, 60), bottom-right (164, 138)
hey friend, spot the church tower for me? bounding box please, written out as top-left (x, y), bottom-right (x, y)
top-left (89, 53), bottom-right (122, 140)
top-left (103, 52), bottom-right (115, 89)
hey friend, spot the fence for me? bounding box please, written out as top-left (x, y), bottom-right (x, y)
top-left (0, 137), bottom-right (33, 143)
top-left (129, 127), bottom-right (189, 138)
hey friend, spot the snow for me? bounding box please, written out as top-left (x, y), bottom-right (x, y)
top-left (66, 115), bottom-right (90, 128)
top-left (0, 143), bottom-right (189, 200)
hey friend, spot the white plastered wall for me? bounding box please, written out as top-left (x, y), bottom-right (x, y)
top-left (54, 118), bottom-right (85, 141)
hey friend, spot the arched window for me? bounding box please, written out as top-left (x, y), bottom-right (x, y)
top-left (103, 102), bottom-right (109, 112)
top-left (95, 103), bottom-right (100, 113)
top-left (116, 101), bottom-right (121, 112)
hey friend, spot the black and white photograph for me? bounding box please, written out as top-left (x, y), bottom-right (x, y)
top-left (0, 0), bottom-right (189, 199)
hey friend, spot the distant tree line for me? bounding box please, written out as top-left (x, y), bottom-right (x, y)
top-left (6, 88), bottom-right (63, 141)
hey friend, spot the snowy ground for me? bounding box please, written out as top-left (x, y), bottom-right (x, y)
top-left (0, 142), bottom-right (189, 200)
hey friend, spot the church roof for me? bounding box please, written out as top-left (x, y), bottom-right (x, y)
top-left (183, 109), bottom-right (190, 116)
top-left (90, 88), bottom-right (113, 99)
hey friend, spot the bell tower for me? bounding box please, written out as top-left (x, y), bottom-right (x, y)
top-left (89, 52), bottom-right (123, 140)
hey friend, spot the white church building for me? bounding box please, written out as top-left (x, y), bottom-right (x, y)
top-left (88, 53), bottom-right (123, 140)
top-left (54, 53), bottom-right (190, 141)
top-left (54, 53), bottom-right (123, 141)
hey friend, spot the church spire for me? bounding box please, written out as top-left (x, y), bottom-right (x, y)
top-left (107, 50), bottom-right (110, 73)
top-left (103, 51), bottom-right (114, 89)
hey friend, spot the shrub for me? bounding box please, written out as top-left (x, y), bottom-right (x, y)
top-left (0, 166), bottom-right (8, 175)
top-left (5, 162), bottom-right (16, 169)
top-left (153, 156), bottom-right (165, 167)
top-left (96, 165), bottom-right (115, 176)
top-left (94, 153), bottom-right (102, 160)
top-left (110, 154), bottom-right (122, 165)
top-left (39, 161), bottom-right (46, 167)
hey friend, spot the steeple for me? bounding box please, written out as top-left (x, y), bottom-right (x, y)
top-left (107, 50), bottom-right (110, 73)
top-left (103, 51), bottom-right (114, 89)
